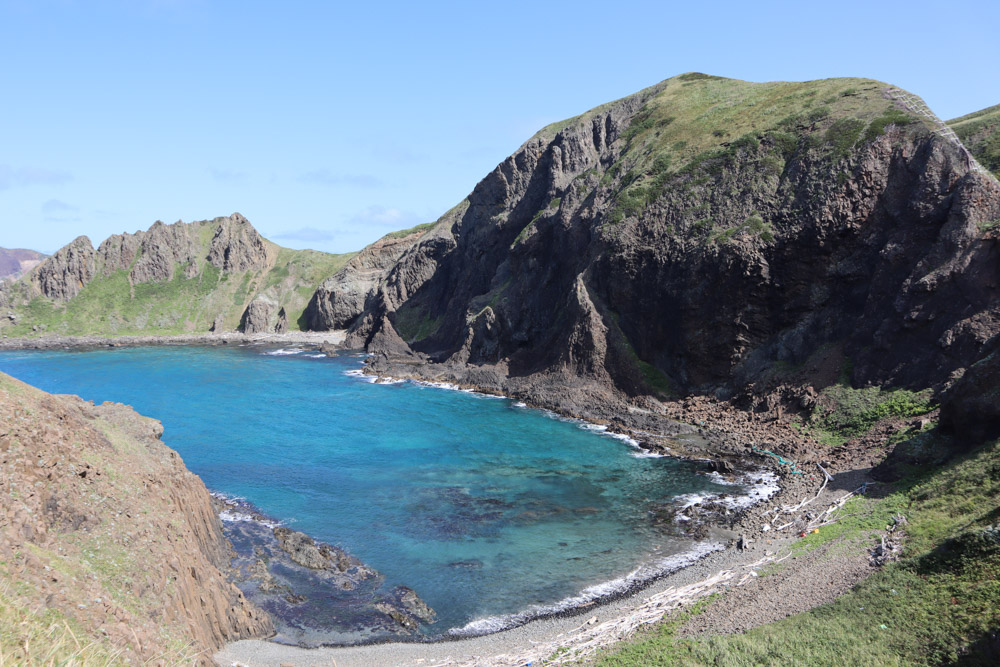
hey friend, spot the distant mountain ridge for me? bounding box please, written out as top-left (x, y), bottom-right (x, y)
top-left (0, 213), bottom-right (355, 336)
top-left (0, 247), bottom-right (46, 281)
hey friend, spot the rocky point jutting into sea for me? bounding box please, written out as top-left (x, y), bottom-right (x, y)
top-left (1, 73), bottom-right (1000, 665)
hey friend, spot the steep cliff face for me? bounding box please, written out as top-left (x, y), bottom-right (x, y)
top-left (206, 212), bottom-right (270, 274)
top-left (342, 75), bottom-right (1000, 407)
top-left (0, 371), bottom-right (272, 664)
top-left (305, 218), bottom-right (454, 331)
top-left (29, 236), bottom-right (95, 301)
top-left (0, 214), bottom-right (355, 337)
top-left (940, 331), bottom-right (1000, 445)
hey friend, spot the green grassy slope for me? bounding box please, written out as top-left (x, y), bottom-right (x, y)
top-left (1, 218), bottom-right (355, 337)
top-left (949, 104), bottom-right (1000, 178)
top-left (590, 74), bottom-right (924, 230)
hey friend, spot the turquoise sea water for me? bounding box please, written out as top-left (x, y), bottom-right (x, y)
top-left (0, 344), bottom-right (752, 640)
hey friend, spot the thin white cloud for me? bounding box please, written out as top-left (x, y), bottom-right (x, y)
top-left (372, 145), bottom-right (426, 164)
top-left (272, 227), bottom-right (338, 243)
top-left (298, 169), bottom-right (382, 188)
top-left (208, 167), bottom-right (248, 183)
top-left (0, 164), bottom-right (72, 190)
top-left (348, 205), bottom-right (424, 229)
top-left (41, 198), bottom-right (81, 222)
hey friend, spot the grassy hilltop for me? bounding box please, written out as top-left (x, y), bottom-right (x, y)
top-left (949, 103), bottom-right (1000, 178)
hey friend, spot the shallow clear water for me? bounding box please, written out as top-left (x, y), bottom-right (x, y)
top-left (0, 345), bottom-right (744, 639)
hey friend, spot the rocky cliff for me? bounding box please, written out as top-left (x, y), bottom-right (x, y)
top-left (327, 75), bottom-right (1000, 422)
top-left (0, 213), bottom-right (355, 337)
top-left (0, 247), bottom-right (46, 281)
top-left (30, 235), bottom-right (95, 301)
top-left (305, 218), bottom-right (453, 331)
top-left (0, 371), bottom-right (273, 664)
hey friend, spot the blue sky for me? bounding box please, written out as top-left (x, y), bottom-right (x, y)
top-left (2, 0), bottom-right (997, 255)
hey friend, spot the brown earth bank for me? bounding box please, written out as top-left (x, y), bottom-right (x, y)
top-left (0, 371), bottom-right (274, 665)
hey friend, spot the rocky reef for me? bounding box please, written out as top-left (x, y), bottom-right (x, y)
top-left (215, 496), bottom-right (438, 646)
top-left (0, 371), bottom-right (273, 664)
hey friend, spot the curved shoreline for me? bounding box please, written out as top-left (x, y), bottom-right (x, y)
top-left (0, 332), bottom-right (816, 664)
top-left (215, 513), bottom-right (807, 667)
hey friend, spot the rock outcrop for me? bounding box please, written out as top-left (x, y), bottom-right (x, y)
top-left (240, 293), bottom-right (292, 334)
top-left (338, 75), bottom-right (1000, 413)
top-left (29, 235), bottom-right (95, 301)
top-left (97, 219), bottom-right (200, 283)
top-left (940, 333), bottom-right (1000, 445)
top-left (0, 371), bottom-right (273, 664)
top-left (207, 212), bottom-right (270, 274)
top-left (305, 225), bottom-right (437, 330)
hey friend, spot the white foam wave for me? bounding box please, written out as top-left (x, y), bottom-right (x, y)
top-left (304, 353), bottom-right (327, 359)
top-left (448, 541), bottom-right (722, 637)
top-left (343, 369), bottom-right (377, 383)
top-left (630, 450), bottom-right (668, 459)
top-left (211, 492), bottom-right (284, 529)
top-left (263, 347), bottom-right (305, 356)
top-left (218, 509), bottom-right (283, 529)
top-left (513, 401), bottom-right (527, 408)
top-left (580, 423), bottom-right (608, 432)
top-left (717, 471), bottom-right (780, 509)
top-left (673, 470), bottom-right (780, 513)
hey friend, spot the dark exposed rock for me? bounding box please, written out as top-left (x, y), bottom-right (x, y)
top-left (306, 227), bottom-right (434, 331)
top-left (129, 220), bottom-right (198, 283)
top-left (207, 212), bottom-right (270, 274)
top-left (394, 585), bottom-right (437, 624)
top-left (271, 526), bottom-right (374, 578)
top-left (29, 236), bottom-right (95, 301)
top-left (273, 527), bottom-right (328, 569)
top-left (240, 295), bottom-right (276, 334)
top-left (374, 603), bottom-right (420, 632)
top-left (940, 334), bottom-right (1000, 445)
